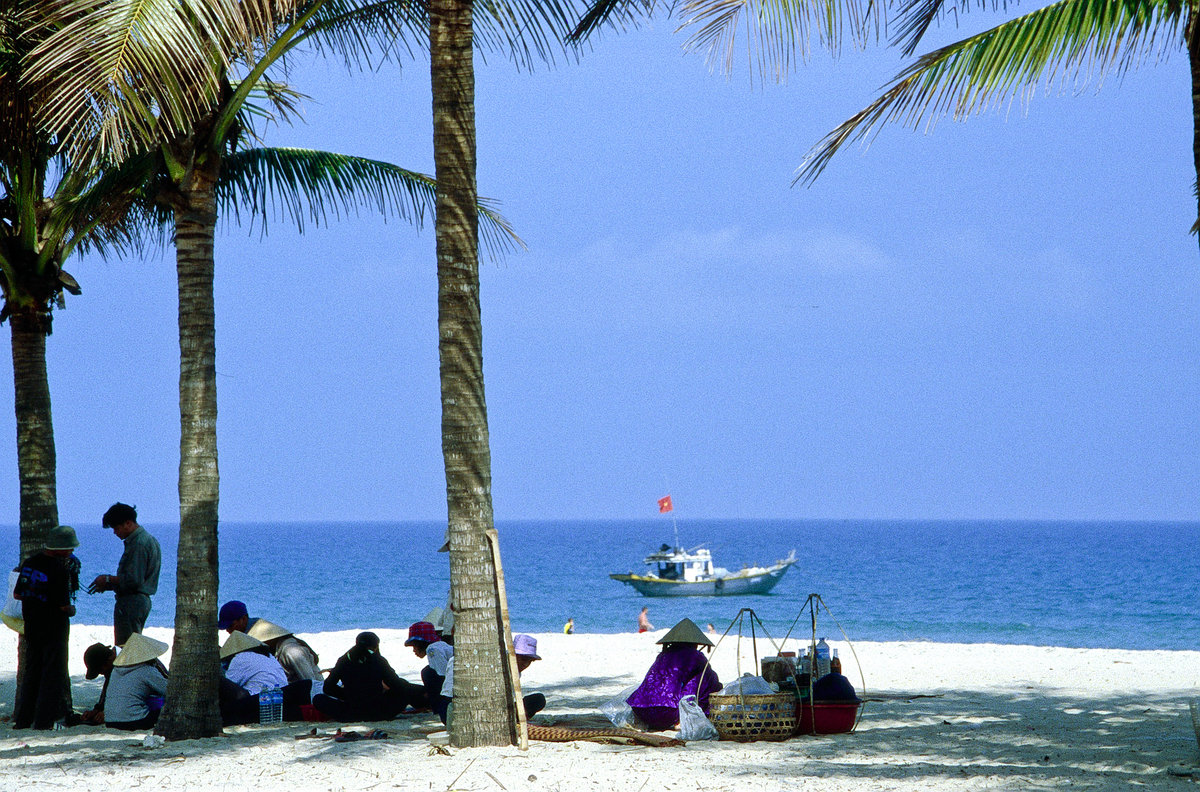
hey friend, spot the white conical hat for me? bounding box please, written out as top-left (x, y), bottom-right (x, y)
top-left (114, 633), bottom-right (169, 667)
top-left (247, 619), bottom-right (292, 643)
top-left (220, 630), bottom-right (267, 659)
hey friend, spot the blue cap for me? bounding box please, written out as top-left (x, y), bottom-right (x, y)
top-left (218, 600), bottom-right (248, 630)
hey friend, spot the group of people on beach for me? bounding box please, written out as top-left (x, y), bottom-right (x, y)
top-left (9, 507), bottom-right (845, 736)
top-left (11, 504), bottom-right (161, 730)
top-left (209, 601), bottom-right (546, 728)
top-left (6, 504), bottom-right (550, 732)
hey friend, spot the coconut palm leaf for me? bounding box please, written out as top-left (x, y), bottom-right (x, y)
top-left (294, 0), bottom-right (426, 67)
top-left (217, 147), bottom-right (524, 257)
top-left (679, 0), bottom-right (876, 78)
top-left (19, 0), bottom-right (297, 162)
top-left (567, 0), bottom-right (661, 43)
top-left (889, 0), bottom-right (1023, 56)
top-left (798, 0), bottom-right (1185, 183)
top-left (46, 150), bottom-right (168, 262)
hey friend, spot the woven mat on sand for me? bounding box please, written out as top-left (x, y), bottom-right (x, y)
top-left (527, 724), bottom-right (683, 747)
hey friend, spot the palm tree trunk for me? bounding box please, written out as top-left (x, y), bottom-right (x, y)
top-left (155, 172), bottom-right (223, 740)
top-left (8, 307), bottom-right (65, 719)
top-left (430, 0), bottom-right (518, 748)
top-left (1189, 11), bottom-right (1200, 251)
top-left (10, 309), bottom-right (58, 561)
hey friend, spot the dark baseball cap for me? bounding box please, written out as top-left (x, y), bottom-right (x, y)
top-left (218, 600), bottom-right (248, 630)
top-left (83, 643), bottom-right (114, 679)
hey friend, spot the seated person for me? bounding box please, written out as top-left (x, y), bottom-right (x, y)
top-left (626, 618), bottom-right (721, 731)
top-left (432, 633), bottom-right (546, 726)
top-left (313, 631), bottom-right (424, 722)
top-left (218, 600), bottom-right (257, 635)
top-left (248, 620), bottom-right (322, 682)
top-left (221, 631), bottom-right (289, 692)
top-left (405, 620), bottom-right (453, 707)
top-left (513, 634), bottom-right (545, 719)
top-left (104, 633), bottom-right (169, 731)
top-left (79, 643), bottom-right (117, 725)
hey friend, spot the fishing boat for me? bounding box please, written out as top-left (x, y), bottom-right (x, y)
top-left (610, 544), bottom-right (798, 597)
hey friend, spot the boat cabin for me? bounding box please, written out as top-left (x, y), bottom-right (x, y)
top-left (644, 544), bottom-right (715, 582)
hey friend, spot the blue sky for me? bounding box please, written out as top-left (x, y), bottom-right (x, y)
top-left (2, 15), bottom-right (1198, 525)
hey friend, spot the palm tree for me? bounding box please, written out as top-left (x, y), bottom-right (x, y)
top-left (23, 0), bottom-right (524, 739)
top-left (430, 0), bottom-right (522, 748)
top-left (2, 0), bottom-right (157, 720)
top-left (28, 0), bottom-right (577, 743)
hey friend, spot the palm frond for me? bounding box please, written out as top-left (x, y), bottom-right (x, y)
top-left (46, 150), bottom-right (169, 261)
top-left (473, 0), bottom-right (587, 70)
top-left (295, 0), bottom-right (426, 69)
top-left (677, 0), bottom-right (877, 80)
top-left (567, 0), bottom-right (661, 44)
top-left (889, 0), bottom-right (1022, 56)
top-left (233, 79), bottom-right (311, 144)
top-left (798, 0), bottom-right (1185, 184)
top-left (20, 0), bottom-right (308, 163)
top-left (218, 147), bottom-right (524, 258)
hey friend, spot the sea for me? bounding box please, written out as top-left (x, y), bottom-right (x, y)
top-left (6, 519), bottom-right (1199, 651)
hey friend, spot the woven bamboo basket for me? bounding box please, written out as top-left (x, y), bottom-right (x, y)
top-left (707, 692), bottom-right (797, 742)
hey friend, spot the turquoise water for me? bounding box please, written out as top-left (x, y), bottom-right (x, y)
top-left (9, 519), bottom-right (1199, 650)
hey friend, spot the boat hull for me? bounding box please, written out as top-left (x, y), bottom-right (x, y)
top-left (610, 559), bottom-right (795, 597)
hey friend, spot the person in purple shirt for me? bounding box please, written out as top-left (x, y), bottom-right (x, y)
top-left (626, 618), bottom-right (721, 731)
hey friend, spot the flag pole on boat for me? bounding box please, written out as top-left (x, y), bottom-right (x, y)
top-left (657, 493), bottom-right (680, 550)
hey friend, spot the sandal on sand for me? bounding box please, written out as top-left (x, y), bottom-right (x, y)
top-left (332, 729), bottom-right (389, 743)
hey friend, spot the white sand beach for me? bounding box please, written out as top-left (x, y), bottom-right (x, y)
top-left (1, 625), bottom-right (1198, 791)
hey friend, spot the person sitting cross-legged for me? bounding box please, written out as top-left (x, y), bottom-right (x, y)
top-left (313, 631), bottom-right (425, 722)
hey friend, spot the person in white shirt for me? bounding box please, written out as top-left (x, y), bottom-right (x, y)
top-left (405, 620), bottom-right (453, 708)
top-left (221, 631), bottom-right (288, 692)
top-left (433, 633), bottom-right (544, 725)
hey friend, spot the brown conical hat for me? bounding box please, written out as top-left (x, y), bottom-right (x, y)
top-left (657, 618), bottom-right (713, 647)
top-left (114, 633), bottom-right (169, 666)
top-left (248, 619), bottom-right (292, 643)
top-left (220, 630), bottom-right (267, 659)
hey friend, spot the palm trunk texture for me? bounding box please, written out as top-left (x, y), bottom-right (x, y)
top-left (156, 172), bottom-right (223, 740)
top-left (9, 307), bottom-right (64, 718)
top-left (10, 309), bottom-right (58, 560)
top-left (430, 0), bottom-right (519, 748)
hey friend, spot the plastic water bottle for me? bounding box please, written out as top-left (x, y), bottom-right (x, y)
top-left (815, 638), bottom-right (831, 678)
top-left (270, 688), bottom-right (283, 723)
top-left (259, 688), bottom-right (283, 724)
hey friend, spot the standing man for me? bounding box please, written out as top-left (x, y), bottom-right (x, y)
top-left (88, 503), bottom-right (161, 645)
top-left (13, 525), bottom-right (81, 729)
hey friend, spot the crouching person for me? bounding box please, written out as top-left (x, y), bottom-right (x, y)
top-left (105, 633), bottom-right (169, 731)
top-left (434, 633), bottom-right (546, 726)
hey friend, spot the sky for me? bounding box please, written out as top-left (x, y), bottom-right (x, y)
top-left (2, 12), bottom-right (1198, 526)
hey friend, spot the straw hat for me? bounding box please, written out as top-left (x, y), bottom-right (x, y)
top-left (247, 619), bottom-right (292, 643)
top-left (44, 525), bottom-right (79, 551)
top-left (657, 618), bottom-right (713, 647)
top-left (220, 630), bottom-right (267, 659)
top-left (423, 607), bottom-right (444, 631)
top-left (114, 633), bottom-right (169, 667)
top-left (1, 613), bottom-right (23, 635)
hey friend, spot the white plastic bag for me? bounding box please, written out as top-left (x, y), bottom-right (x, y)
top-left (719, 674), bottom-right (775, 696)
top-left (600, 685), bottom-right (639, 728)
top-left (1, 569), bottom-right (23, 634)
top-left (677, 695), bottom-right (718, 741)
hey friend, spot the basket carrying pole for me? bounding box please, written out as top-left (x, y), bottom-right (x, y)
top-left (486, 528), bottom-right (528, 750)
